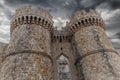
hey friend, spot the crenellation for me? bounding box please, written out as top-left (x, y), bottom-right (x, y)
top-left (10, 6), bottom-right (53, 35)
top-left (51, 28), bottom-right (72, 42)
top-left (10, 16), bottom-right (53, 34)
top-left (66, 9), bottom-right (105, 34)
top-left (13, 6), bottom-right (52, 21)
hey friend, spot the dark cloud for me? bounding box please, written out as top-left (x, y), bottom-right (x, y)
top-left (78, 0), bottom-right (106, 10)
top-left (2, 0), bottom-right (120, 20)
top-left (106, 13), bottom-right (120, 33)
top-left (4, 0), bottom-right (50, 7)
top-left (108, 0), bottom-right (120, 9)
top-left (115, 32), bottom-right (120, 39)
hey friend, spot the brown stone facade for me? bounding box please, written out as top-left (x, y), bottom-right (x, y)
top-left (0, 6), bottom-right (120, 80)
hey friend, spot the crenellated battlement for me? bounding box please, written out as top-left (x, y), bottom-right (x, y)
top-left (51, 9), bottom-right (105, 42)
top-left (10, 6), bottom-right (53, 34)
top-left (51, 27), bottom-right (72, 42)
top-left (10, 6), bottom-right (106, 42)
top-left (66, 9), bottom-right (105, 34)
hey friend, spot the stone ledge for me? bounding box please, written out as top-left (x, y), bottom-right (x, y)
top-left (3, 50), bottom-right (52, 62)
top-left (75, 49), bottom-right (119, 65)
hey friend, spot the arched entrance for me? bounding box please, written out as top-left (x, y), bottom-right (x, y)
top-left (57, 55), bottom-right (71, 80)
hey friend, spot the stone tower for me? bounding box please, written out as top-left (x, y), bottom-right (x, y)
top-left (0, 6), bottom-right (120, 80)
top-left (66, 10), bottom-right (120, 80)
top-left (0, 6), bottom-right (54, 80)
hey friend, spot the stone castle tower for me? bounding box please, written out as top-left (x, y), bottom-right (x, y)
top-left (0, 6), bottom-right (120, 80)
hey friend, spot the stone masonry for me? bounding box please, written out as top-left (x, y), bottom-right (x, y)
top-left (0, 6), bottom-right (120, 80)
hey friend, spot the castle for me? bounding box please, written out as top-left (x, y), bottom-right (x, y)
top-left (0, 6), bottom-right (120, 80)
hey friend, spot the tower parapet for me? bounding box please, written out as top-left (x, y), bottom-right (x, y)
top-left (1, 6), bottom-right (53, 80)
top-left (66, 9), bottom-right (105, 34)
top-left (51, 27), bottom-right (71, 42)
top-left (10, 6), bottom-right (53, 35)
top-left (72, 9), bottom-right (120, 80)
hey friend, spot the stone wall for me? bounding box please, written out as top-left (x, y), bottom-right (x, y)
top-left (0, 6), bottom-right (53, 80)
top-left (0, 23), bottom-right (53, 80)
top-left (0, 43), bottom-right (8, 70)
top-left (51, 39), bottom-right (78, 80)
top-left (0, 53), bottom-right (52, 80)
top-left (74, 25), bottom-right (120, 80)
top-left (7, 24), bottom-right (51, 54)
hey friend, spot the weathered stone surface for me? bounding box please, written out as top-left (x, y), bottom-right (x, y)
top-left (0, 53), bottom-right (52, 80)
top-left (0, 6), bottom-right (53, 80)
top-left (74, 26), bottom-right (120, 80)
top-left (8, 24), bottom-right (51, 55)
top-left (51, 41), bottom-right (77, 80)
top-left (74, 26), bottom-right (113, 56)
top-left (0, 43), bottom-right (8, 69)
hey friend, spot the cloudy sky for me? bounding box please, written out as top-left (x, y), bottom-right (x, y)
top-left (0, 0), bottom-right (120, 49)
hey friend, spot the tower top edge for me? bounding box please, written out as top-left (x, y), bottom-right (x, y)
top-left (12, 6), bottom-right (53, 22)
top-left (69, 9), bottom-right (101, 20)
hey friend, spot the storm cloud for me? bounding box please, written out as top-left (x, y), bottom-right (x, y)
top-left (0, 0), bottom-right (120, 49)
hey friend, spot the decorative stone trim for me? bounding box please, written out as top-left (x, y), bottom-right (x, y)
top-left (4, 50), bottom-right (52, 62)
top-left (75, 49), bottom-right (119, 65)
top-left (65, 9), bottom-right (105, 34)
top-left (10, 16), bottom-right (53, 34)
top-left (67, 17), bottom-right (105, 34)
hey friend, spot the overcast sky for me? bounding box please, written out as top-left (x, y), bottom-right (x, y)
top-left (0, 0), bottom-right (120, 49)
